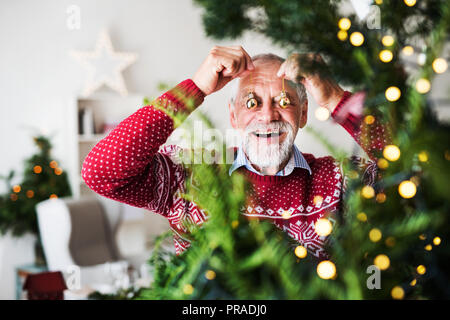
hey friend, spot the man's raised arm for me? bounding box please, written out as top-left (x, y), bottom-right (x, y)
top-left (278, 53), bottom-right (391, 162)
top-left (81, 80), bottom-right (205, 214)
top-left (82, 46), bottom-right (254, 215)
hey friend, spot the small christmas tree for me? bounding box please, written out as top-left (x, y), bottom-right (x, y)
top-left (0, 135), bottom-right (72, 264)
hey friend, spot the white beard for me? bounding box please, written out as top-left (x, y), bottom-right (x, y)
top-left (243, 121), bottom-right (295, 170)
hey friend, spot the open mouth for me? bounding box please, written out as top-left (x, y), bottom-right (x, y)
top-left (251, 131), bottom-right (284, 139)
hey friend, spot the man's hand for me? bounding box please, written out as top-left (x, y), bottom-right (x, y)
top-left (277, 53), bottom-right (345, 113)
top-left (192, 46), bottom-right (255, 96)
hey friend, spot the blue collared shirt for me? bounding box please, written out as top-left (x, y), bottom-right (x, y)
top-left (229, 144), bottom-right (312, 176)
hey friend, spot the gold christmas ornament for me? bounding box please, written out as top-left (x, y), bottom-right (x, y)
top-left (279, 91), bottom-right (290, 108)
top-left (279, 78), bottom-right (290, 108)
top-left (246, 92), bottom-right (258, 109)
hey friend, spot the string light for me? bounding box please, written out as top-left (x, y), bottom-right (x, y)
top-left (402, 46), bottom-right (414, 56)
top-left (432, 58), bottom-right (448, 74)
top-left (49, 160), bottom-right (58, 168)
top-left (282, 210), bottom-right (291, 219)
top-left (433, 237), bottom-right (441, 246)
top-left (376, 193), bottom-right (386, 203)
top-left (364, 115), bottom-right (375, 125)
top-left (26, 190), bottom-right (34, 198)
top-left (398, 180), bottom-right (417, 199)
top-left (337, 30), bottom-right (348, 41)
top-left (183, 284), bottom-right (194, 295)
top-left (416, 265), bottom-right (426, 275)
top-left (377, 158), bottom-right (389, 169)
top-left (357, 212), bottom-right (368, 222)
top-left (350, 32), bottom-right (364, 46)
top-left (54, 167), bottom-right (63, 175)
top-left (410, 279), bottom-right (417, 286)
top-left (391, 286), bottom-right (405, 299)
top-left (369, 228), bottom-right (382, 242)
top-left (419, 234), bottom-right (426, 240)
top-left (315, 107), bottom-right (330, 121)
top-left (317, 260), bottom-right (336, 280)
top-left (13, 185), bottom-right (21, 193)
top-left (379, 50), bottom-right (393, 63)
top-left (10, 194), bottom-right (18, 201)
top-left (375, 0), bottom-right (383, 4)
top-left (315, 218), bottom-right (333, 237)
top-left (361, 185), bottom-right (375, 199)
top-left (385, 236), bottom-right (396, 247)
top-left (338, 18), bottom-right (351, 30)
top-left (424, 244), bottom-right (432, 251)
top-left (418, 151), bottom-right (428, 162)
top-left (382, 35), bottom-right (394, 46)
top-left (205, 270), bottom-right (216, 280)
top-left (404, 0), bottom-right (416, 6)
top-left (417, 53), bottom-right (426, 65)
top-left (374, 254), bottom-right (390, 270)
top-left (33, 165), bottom-right (42, 174)
top-left (385, 86), bottom-right (401, 101)
top-left (295, 245), bottom-right (308, 259)
top-left (415, 78), bottom-right (431, 94)
top-left (383, 145), bottom-right (401, 161)
top-left (410, 176), bottom-right (420, 186)
top-left (313, 195), bottom-right (323, 206)
top-left (49, 194), bottom-right (58, 200)
top-left (231, 220), bottom-right (239, 229)
top-left (348, 170), bottom-right (359, 179)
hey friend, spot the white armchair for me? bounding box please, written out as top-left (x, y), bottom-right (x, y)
top-left (36, 195), bottom-right (123, 271)
top-left (35, 194), bottom-right (173, 298)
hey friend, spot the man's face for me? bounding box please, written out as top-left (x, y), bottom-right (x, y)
top-left (229, 60), bottom-right (308, 169)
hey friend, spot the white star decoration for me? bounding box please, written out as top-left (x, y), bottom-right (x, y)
top-left (71, 30), bottom-right (138, 97)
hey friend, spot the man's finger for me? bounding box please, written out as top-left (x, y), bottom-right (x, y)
top-left (225, 46), bottom-right (255, 70)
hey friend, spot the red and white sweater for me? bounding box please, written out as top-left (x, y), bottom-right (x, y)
top-left (82, 79), bottom-right (389, 259)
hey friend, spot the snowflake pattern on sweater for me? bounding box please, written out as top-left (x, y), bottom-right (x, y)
top-left (82, 79), bottom-right (390, 259)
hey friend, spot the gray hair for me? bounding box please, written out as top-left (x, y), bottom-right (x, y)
top-left (228, 53), bottom-right (307, 107)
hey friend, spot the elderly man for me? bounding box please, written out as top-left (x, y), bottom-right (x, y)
top-left (82, 46), bottom-right (388, 259)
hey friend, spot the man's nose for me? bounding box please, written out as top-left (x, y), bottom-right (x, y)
top-left (255, 100), bottom-right (280, 123)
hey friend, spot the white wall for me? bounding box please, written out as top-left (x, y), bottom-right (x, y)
top-left (1, 0), bottom-right (448, 299)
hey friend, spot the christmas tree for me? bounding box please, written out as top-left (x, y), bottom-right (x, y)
top-left (0, 135), bottom-right (72, 264)
top-left (137, 0), bottom-right (450, 299)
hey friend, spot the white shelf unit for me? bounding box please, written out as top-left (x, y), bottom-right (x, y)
top-left (68, 93), bottom-right (145, 198)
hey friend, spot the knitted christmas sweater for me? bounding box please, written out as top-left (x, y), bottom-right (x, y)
top-left (82, 79), bottom-right (390, 259)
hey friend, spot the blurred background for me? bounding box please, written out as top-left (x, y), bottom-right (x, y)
top-left (0, 0), bottom-right (448, 300)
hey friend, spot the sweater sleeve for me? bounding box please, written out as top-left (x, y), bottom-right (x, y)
top-left (331, 91), bottom-right (392, 162)
top-left (81, 79), bottom-right (205, 215)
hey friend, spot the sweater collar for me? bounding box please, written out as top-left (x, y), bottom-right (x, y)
top-left (229, 144), bottom-right (312, 177)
